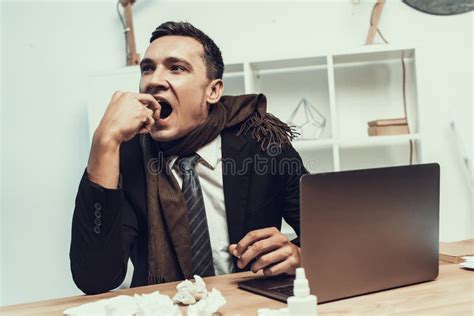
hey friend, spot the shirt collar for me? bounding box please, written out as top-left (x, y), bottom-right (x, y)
top-left (197, 134), bottom-right (221, 169)
top-left (168, 134), bottom-right (221, 170)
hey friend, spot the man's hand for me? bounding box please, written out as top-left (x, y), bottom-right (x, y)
top-left (87, 91), bottom-right (161, 189)
top-left (94, 91), bottom-right (161, 146)
top-left (228, 227), bottom-right (301, 276)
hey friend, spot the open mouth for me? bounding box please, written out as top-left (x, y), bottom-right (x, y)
top-left (158, 101), bottom-right (173, 119)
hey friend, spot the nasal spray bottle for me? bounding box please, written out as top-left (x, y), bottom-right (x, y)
top-left (287, 267), bottom-right (317, 315)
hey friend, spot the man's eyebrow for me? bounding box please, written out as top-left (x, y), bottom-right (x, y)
top-left (164, 56), bottom-right (193, 70)
top-left (139, 58), bottom-right (155, 68)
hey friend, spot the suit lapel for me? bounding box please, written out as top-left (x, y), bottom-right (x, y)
top-left (221, 129), bottom-right (251, 245)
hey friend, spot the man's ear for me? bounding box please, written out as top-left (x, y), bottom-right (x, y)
top-left (206, 79), bottom-right (224, 105)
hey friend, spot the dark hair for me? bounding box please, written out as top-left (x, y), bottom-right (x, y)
top-left (150, 21), bottom-right (224, 80)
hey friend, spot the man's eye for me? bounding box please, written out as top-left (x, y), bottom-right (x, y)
top-left (141, 65), bottom-right (153, 73)
top-left (170, 65), bottom-right (185, 72)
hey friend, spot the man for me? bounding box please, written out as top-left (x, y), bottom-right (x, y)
top-left (70, 21), bottom-right (307, 295)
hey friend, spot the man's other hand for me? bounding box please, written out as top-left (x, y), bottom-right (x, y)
top-left (228, 227), bottom-right (301, 276)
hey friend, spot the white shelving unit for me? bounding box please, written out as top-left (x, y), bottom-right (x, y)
top-left (87, 45), bottom-right (422, 240)
top-left (221, 45), bottom-right (422, 174)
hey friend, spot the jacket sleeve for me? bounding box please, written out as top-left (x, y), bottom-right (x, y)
top-left (69, 169), bottom-right (138, 295)
top-left (279, 144), bottom-right (309, 247)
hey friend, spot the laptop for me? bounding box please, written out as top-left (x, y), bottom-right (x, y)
top-left (238, 163), bottom-right (440, 303)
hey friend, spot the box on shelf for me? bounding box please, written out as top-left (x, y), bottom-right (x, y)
top-left (367, 118), bottom-right (409, 136)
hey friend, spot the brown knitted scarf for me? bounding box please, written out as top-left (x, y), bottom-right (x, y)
top-left (140, 93), bottom-right (297, 284)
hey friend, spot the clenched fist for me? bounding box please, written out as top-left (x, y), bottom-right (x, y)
top-left (95, 91), bottom-right (161, 146)
top-left (87, 91), bottom-right (161, 189)
top-left (228, 227), bottom-right (301, 276)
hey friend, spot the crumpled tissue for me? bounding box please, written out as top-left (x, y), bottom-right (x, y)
top-left (63, 291), bottom-right (180, 316)
top-left (172, 275), bottom-right (208, 305)
top-left (172, 275), bottom-right (226, 315)
top-left (187, 288), bottom-right (226, 316)
top-left (63, 275), bottom-right (226, 316)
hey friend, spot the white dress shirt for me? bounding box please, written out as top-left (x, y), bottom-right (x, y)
top-left (167, 135), bottom-right (234, 275)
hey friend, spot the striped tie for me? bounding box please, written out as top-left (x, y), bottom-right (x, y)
top-left (177, 154), bottom-right (215, 277)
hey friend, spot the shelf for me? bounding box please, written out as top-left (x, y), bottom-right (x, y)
top-left (339, 141), bottom-right (420, 171)
top-left (253, 64), bottom-right (327, 76)
top-left (250, 61), bottom-right (332, 139)
top-left (334, 54), bottom-right (419, 138)
top-left (333, 48), bottom-right (415, 66)
top-left (292, 138), bottom-right (334, 151)
top-left (223, 63), bottom-right (244, 79)
top-left (250, 56), bottom-right (327, 74)
top-left (339, 134), bottom-right (420, 148)
top-left (223, 71), bottom-right (244, 79)
top-left (291, 134), bottom-right (420, 151)
top-left (224, 63), bottom-right (244, 73)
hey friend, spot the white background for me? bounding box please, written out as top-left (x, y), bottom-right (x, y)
top-left (1, 0), bottom-right (473, 306)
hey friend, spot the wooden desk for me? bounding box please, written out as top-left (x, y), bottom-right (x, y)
top-left (1, 263), bottom-right (472, 315)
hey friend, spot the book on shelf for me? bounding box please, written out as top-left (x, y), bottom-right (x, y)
top-left (439, 239), bottom-right (474, 263)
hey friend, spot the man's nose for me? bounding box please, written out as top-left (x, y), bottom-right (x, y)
top-left (146, 68), bottom-right (170, 92)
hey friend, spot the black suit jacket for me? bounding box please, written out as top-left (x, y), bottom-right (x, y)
top-left (70, 124), bottom-right (308, 294)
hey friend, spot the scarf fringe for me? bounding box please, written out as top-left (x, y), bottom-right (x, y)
top-left (237, 112), bottom-right (299, 152)
top-left (148, 273), bottom-right (166, 285)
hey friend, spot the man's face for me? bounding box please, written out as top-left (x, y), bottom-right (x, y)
top-left (139, 35), bottom-right (216, 141)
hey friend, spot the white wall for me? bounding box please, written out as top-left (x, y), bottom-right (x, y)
top-left (1, 0), bottom-right (472, 306)
top-left (1, 1), bottom-right (122, 306)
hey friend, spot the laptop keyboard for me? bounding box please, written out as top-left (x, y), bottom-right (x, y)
top-left (269, 284), bottom-right (293, 296)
